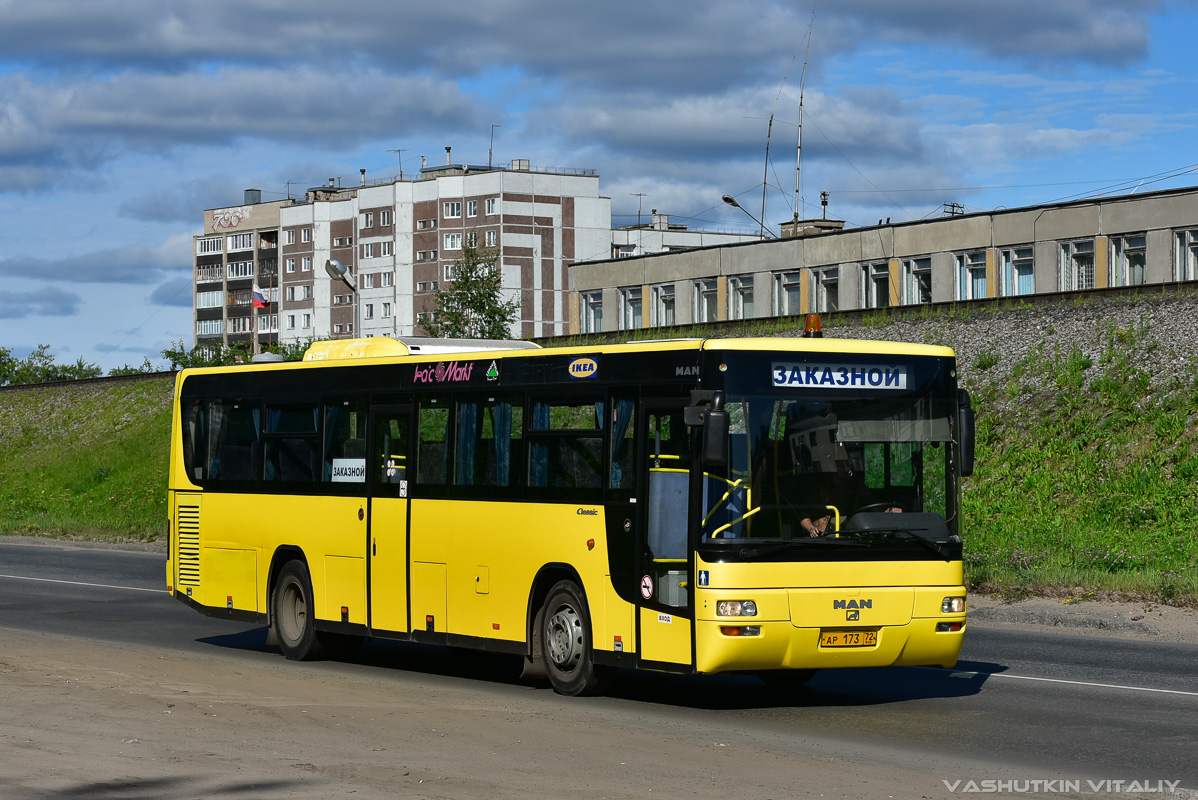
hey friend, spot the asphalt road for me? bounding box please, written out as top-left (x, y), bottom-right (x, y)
top-left (2, 540), bottom-right (1196, 789)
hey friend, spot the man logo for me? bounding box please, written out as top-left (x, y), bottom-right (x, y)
top-left (832, 599), bottom-right (872, 610)
top-left (675, 365), bottom-right (698, 377)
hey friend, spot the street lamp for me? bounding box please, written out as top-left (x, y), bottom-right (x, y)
top-left (722, 195), bottom-right (777, 239)
top-left (325, 258), bottom-right (360, 338)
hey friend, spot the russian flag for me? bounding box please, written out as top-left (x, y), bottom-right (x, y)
top-left (252, 285), bottom-right (268, 308)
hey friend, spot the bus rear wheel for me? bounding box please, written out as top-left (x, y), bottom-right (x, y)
top-left (273, 560), bottom-right (326, 661)
top-left (541, 580), bottom-right (610, 696)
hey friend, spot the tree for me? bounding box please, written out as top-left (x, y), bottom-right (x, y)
top-left (108, 357), bottom-right (159, 376)
top-left (160, 338), bottom-right (310, 370)
top-left (423, 238), bottom-right (520, 339)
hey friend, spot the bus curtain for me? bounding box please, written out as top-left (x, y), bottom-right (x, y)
top-left (610, 397), bottom-right (634, 488)
top-left (322, 405), bottom-right (340, 481)
top-left (492, 401), bottom-right (512, 486)
top-left (530, 402), bottom-right (551, 486)
top-left (455, 400), bottom-right (482, 485)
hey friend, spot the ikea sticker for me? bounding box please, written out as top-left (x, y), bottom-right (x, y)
top-left (568, 358), bottom-right (598, 379)
top-left (658, 613), bottom-right (673, 624)
top-left (772, 362), bottom-right (907, 390)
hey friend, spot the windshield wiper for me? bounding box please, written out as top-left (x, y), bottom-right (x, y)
top-left (738, 538), bottom-right (867, 559)
top-left (836, 527), bottom-right (958, 561)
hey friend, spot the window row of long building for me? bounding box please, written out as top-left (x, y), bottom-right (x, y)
top-left (566, 186), bottom-right (1198, 333)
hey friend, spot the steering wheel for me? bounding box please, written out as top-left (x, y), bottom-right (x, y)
top-left (855, 502), bottom-right (901, 514)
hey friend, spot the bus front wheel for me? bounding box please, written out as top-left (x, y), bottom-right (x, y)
top-left (273, 560), bottom-right (326, 661)
top-left (541, 580), bottom-right (610, 696)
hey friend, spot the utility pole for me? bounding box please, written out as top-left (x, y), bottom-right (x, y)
top-left (630, 193), bottom-right (648, 256)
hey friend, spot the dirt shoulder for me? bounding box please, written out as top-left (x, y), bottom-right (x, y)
top-left (967, 592), bottom-right (1198, 644)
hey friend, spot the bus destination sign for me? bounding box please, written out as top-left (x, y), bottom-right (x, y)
top-left (772, 362), bottom-right (908, 390)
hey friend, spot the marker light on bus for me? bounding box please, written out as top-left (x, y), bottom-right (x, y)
top-left (936, 622), bottom-right (963, 632)
top-left (803, 314), bottom-right (823, 338)
top-left (720, 626), bottom-right (761, 636)
top-left (941, 596), bottom-right (966, 613)
top-left (716, 600), bottom-right (757, 617)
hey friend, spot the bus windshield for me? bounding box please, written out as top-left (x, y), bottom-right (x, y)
top-left (700, 392), bottom-right (955, 544)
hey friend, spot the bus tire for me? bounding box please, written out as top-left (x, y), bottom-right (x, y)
top-left (273, 560), bottom-right (326, 661)
top-left (541, 580), bottom-right (610, 696)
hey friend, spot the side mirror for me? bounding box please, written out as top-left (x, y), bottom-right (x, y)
top-left (958, 388), bottom-right (975, 478)
top-left (702, 408), bottom-right (729, 466)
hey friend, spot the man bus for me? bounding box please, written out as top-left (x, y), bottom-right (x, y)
top-left (166, 326), bottom-right (972, 695)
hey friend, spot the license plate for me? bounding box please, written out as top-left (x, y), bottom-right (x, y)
top-left (819, 630), bottom-right (877, 648)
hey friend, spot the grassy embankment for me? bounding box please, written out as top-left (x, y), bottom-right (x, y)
top-left (1, 314), bottom-right (1195, 602)
top-left (963, 316), bottom-right (1198, 602)
top-left (0, 376), bottom-right (174, 542)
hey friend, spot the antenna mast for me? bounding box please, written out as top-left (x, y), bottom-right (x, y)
top-left (794, 6), bottom-right (817, 229)
top-left (387, 148), bottom-right (407, 180)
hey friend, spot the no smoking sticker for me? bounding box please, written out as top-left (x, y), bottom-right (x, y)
top-left (640, 575), bottom-right (654, 600)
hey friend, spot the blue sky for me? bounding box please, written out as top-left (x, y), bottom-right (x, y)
top-left (0, 0), bottom-right (1195, 370)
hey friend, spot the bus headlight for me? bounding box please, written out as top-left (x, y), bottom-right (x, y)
top-left (716, 600), bottom-right (757, 617)
top-left (941, 596), bottom-right (966, 613)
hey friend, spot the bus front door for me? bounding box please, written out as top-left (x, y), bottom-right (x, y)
top-left (637, 404), bottom-right (693, 669)
top-left (368, 407), bottom-right (411, 635)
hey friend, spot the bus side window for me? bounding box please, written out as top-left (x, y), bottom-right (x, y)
top-left (455, 394), bottom-right (523, 487)
top-left (207, 400), bottom-right (260, 481)
top-left (609, 394), bottom-right (635, 491)
top-left (374, 415), bottom-right (409, 485)
top-left (180, 399), bottom-right (207, 482)
top-left (263, 403), bottom-right (319, 483)
top-left (323, 400), bottom-right (367, 483)
top-left (528, 399), bottom-right (603, 492)
top-left (418, 399), bottom-right (449, 485)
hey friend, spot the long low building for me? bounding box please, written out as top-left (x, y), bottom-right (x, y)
top-left (567, 185), bottom-right (1198, 333)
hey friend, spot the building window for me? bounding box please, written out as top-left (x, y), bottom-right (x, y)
top-left (333, 294), bottom-right (347, 305)
top-left (196, 319), bottom-right (223, 336)
top-left (1111, 236), bottom-right (1146, 287)
top-left (301, 228), bottom-right (312, 243)
top-left (694, 279), bottom-right (719, 322)
top-left (361, 273), bottom-right (374, 289)
top-left (418, 218), bottom-right (437, 230)
top-left (334, 324), bottom-right (343, 334)
top-left (466, 231), bottom-right (478, 248)
top-left (363, 243), bottom-right (375, 258)
top-left (1175, 230), bottom-right (1198, 281)
top-left (467, 200), bottom-right (478, 218)
top-left (1000, 247), bottom-right (1035, 296)
top-left (361, 212), bottom-right (374, 228)
top-left (286, 230), bottom-right (296, 245)
top-left (302, 285), bottom-right (312, 301)
top-left (582, 292), bottom-right (603, 333)
top-left (301, 257), bottom-right (312, 272)
top-left (862, 262), bottom-right (891, 308)
top-left (485, 230), bottom-right (497, 247)
top-left (229, 316), bottom-right (251, 334)
top-left (620, 287), bottom-right (643, 330)
top-left (287, 314), bottom-right (295, 330)
top-left (196, 291), bottom-right (221, 309)
top-left (257, 314), bottom-right (278, 333)
top-left (444, 233), bottom-right (462, 251)
top-left (286, 258), bottom-right (295, 273)
top-left (227, 261), bottom-right (253, 279)
top-left (955, 252), bottom-right (987, 300)
top-left (381, 241), bottom-right (393, 257)
top-left (381, 210), bottom-right (392, 226)
top-left (812, 267), bottom-right (838, 312)
top-left (1059, 240), bottom-right (1094, 291)
top-left (651, 284), bottom-right (675, 327)
top-left (302, 313), bottom-right (311, 328)
top-left (381, 272), bottom-right (393, 287)
top-left (775, 272), bottom-right (802, 316)
top-left (443, 202), bottom-right (461, 219)
top-left (196, 237), bottom-right (222, 255)
top-left (364, 303), bottom-right (374, 320)
top-left (382, 302), bottom-right (392, 318)
top-left (286, 286), bottom-right (296, 302)
top-left (444, 263), bottom-right (461, 281)
top-left (486, 198), bottom-right (498, 215)
top-left (902, 259), bottom-right (930, 305)
top-left (196, 264), bottom-right (222, 282)
top-left (728, 275), bottom-right (754, 320)
top-left (226, 233), bottom-right (253, 251)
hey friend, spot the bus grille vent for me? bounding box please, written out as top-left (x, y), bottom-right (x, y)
top-left (177, 505), bottom-right (201, 587)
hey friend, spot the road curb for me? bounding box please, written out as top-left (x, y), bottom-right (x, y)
top-left (0, 534), bottom-right (166, 555)
top-left (969, 605), bottom-right (1161, 635)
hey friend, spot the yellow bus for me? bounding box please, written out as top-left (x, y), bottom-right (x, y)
top-left (167, 329), bottom-right (974, 695)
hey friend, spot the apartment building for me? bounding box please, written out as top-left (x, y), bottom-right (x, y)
top-left (569, 185), bottom-right (1198, 333)
top-left (193, 159), bottom-right (611, 349)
